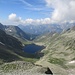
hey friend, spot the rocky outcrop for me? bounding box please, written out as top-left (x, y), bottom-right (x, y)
top-left (0, 61), bottom-right (53, 75)
top-left (45, 67), bottom-right (53, 74)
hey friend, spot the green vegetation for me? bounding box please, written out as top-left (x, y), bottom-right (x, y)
top-left (43, 50), bottom-right (49, 55)
top-left (49, 57), bottom-right (65, 65)
top-left (23, 58), bottom-right (38, 63)
top-left (72, 57), bottom-right (75, 60)
top-left (1, 64), bottom-right (17, 72)
top-left (0, 59), bottom-right (4, 65)
top-left (49, 57), bottom-right (67, 68)
top-left (59, 52), bottom-right (69, 56)
top-left (0, 61), bottom-right (34, 73)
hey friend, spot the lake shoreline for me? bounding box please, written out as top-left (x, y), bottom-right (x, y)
top-left (23, 43), bottom-right (45, 54)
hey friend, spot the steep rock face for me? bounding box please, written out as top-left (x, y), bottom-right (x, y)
top-left (0, 23), bottom-right (33, 41)
top-left (0, 61), bottom-right (53, 75)
top-left (0, 29), bottom-right (24, 62)
top-left (45, 67), bottom-right (53, 74)
top-left (5, 25), bottom-right (31, 41)
top-left (0, 23), bottom-right (24, 62)
top-left (0, 29), bottom-right (22, 49)
top-left (0, 23), bottom-right (5, 30)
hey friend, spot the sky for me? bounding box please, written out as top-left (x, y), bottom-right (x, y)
top-left (0, 0), bottom-right (75, 25)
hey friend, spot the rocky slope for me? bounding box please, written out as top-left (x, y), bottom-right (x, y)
top-left (0, 61), bottom-right (53, 75)
top-left (34, 26), bottom-right (75, 75)
top-left (5, 25), bottom-right (31, 41)
top-left (0, 23), bottom-right (33, 42)
top-left (0, 29), bottom-right (24, 63)
top-left (1, 22), bottom-right (75, 75)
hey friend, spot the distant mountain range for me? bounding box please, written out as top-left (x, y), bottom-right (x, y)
top-left (60, 22), bottom-right (75, 30)
top-left (18, 22), bottom-right (75, 35)
top-left (18, 24), bottom-right (62, 35)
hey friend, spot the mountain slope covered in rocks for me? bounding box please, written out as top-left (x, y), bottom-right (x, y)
top-left (35, 26), bottom-right (75, 75)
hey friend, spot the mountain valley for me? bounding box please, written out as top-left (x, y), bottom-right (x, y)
top-left (0, 23), bottom-right (75, 75)
top-left (1, 0), bottom-right (75, 74)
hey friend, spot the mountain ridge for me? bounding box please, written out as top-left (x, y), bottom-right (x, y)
top-left (0, 23), bottom-right (34, 42)
top-left (18, 24), bottom-right (62, 35)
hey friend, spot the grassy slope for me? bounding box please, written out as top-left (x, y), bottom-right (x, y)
top-left (0, 43), bottom-right (39, 64)
top-left (35, 30), bottom-right (75, 75)
top-left (0, 44), bottom-right (21, 64)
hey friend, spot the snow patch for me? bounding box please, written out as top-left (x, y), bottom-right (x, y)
top-left (68, 61), bottom-right (75, 64)
top-left (9, 30), bottom-right (12, 32)
top-left (40, 36), bottom-right (46, 39)
top-left (0, 42), bottom-right (5, 45)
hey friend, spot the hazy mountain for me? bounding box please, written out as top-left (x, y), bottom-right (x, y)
top-left (60, 22), bottom-right (75, 30)
top-left (18, 24), bottom-right (62, 35)
top-left (69, 26), bottom-right (75, 31)
top-left (4, 25), bottom-right (31, 41)
top-left (0, 23), bottom-right (35, 42)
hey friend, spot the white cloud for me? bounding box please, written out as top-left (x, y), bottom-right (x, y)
top-left (9, 13), bottom-right (16, 20)
top-left (21, 18), bottom-right (51, 25)
top-left (45, 0), bottom-right (75, 23)
top-left (8, 13), bottom-right (51, 25)
top-left (8, 13), bottom-right (22, 22)
top-left (8, 0), bottom-right (75, 25)
top-left (22, 19), bottom-right (34, 24)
